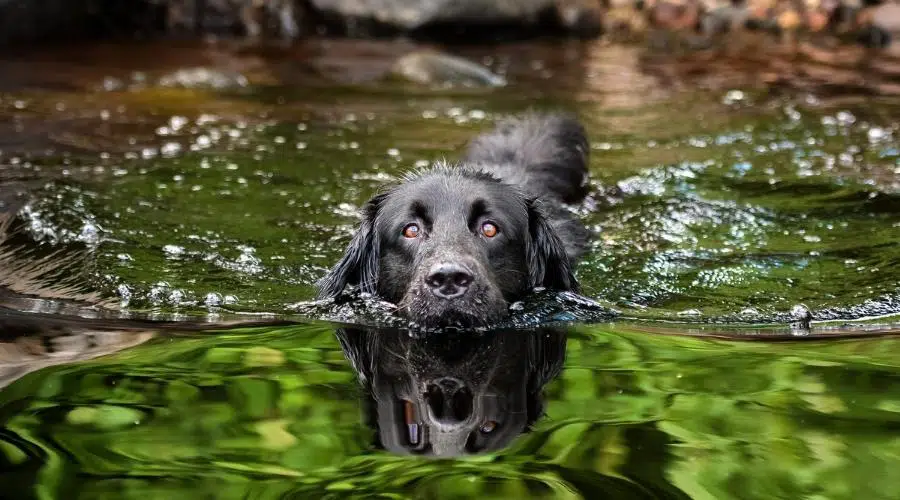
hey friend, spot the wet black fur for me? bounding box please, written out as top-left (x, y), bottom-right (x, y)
top-left (335, 327), bottom-right (567, 456)
top-left (317, 112), bottom-right (591, 327)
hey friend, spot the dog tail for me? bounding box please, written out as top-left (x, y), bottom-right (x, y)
top-left (463, 112), bottom-right (590, 204)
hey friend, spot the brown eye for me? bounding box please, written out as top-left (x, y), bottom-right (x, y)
top-left (402, 223), bottom-right (420, 239)
top-left (481, 222), bottom-right (498, 238)
top-left (480, 421), bottom-right (497, 433)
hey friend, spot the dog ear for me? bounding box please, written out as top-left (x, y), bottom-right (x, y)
top-left (526, 199), bottom-right (579, 292)
top-left (334, 327), bottom-right (374, 384)
top-left (334, 328), bottom-right (382, 448)
top-left (316, 194), bottom-right (386, 299)
top-left (526, 328), bottom-right (568, 427)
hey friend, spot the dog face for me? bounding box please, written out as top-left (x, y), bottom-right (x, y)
top-left (318, 166), bottom-right (578, 328)
top-left (335, 327), bottom-right (567, 456)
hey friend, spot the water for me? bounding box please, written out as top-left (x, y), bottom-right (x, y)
top-left (1, 38), bottom-right (900, 499)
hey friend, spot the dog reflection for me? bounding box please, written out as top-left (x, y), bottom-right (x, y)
top-left (335, 328), bottom-right (566, 457)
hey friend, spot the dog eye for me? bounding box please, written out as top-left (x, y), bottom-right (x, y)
top-left (480, 421), bottom-right (497, 433)
top-left (402, 223), bottom-right (420, 238)
top-left (481, 222), bottom-right (499, 238)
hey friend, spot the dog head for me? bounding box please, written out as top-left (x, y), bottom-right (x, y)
top-left (317, 165), bottom-right (579, 328)
top-left (335, 327), bottom-right (567, 456)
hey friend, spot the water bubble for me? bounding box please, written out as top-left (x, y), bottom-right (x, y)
top-left (101, 77), bottom-right (124, 91)
top-left (722, 90), bottom-right (745, 105)
top-left (868, 127), bottom-right (888, 143)
top-left (169, 116), bottom-right (189, 132)
top-left (168, 289), bottom-right (185, 304)
top-left (163, 245), bottom-right (185, 257)
top-left (204, 292), bottom-right (223, 307)
top-left (148, 282), bottom-right (171, 304)
top-left (790, 303), bottom-right (812, 326)
top-left (836, 111), bottom-right (855, 126)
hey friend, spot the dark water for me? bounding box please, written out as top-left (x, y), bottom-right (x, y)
top-left (1, 39), bottom-right (900, 499)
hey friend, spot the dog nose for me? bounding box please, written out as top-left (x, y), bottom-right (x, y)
top-left (425, 262), bottom-right (473, 299)
top-left (425, 379), bottom-right (473, 424)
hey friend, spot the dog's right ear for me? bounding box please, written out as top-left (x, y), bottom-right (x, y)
top-left (526, 328), bottom-right (567, 427)
top-left (316, 193), bottom-right (386, 299)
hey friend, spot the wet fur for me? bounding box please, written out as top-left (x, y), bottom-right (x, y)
top-left (317, 112), bottom-right (591, 327)
top-left (335, 327), bottom-right (567, 456)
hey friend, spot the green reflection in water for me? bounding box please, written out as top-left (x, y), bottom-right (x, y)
top-left (2, 323), bottom-right (900, 499)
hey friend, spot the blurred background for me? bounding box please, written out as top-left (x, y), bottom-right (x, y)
top-left (2, 2), bottom-right (900, 499)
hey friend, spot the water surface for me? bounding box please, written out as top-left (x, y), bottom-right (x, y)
top-left (1, 38), bottom-right (900, 499)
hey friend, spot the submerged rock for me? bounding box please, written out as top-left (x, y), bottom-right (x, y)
top-left (391, 50), bottom-right (507, 87)
top-left (309, 0), bottom-right (554, 30)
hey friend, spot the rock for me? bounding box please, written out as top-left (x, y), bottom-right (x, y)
top-left (855, 1), bottom-right (900, 48)
top-left (309, 0), bottom-right (556, 30)
top-left (701, 1), bottom-right (751, 35)
top-left (555, 0), bottom-right (606, 37)
top-left (162, 0), bottom-right (301, 39)
top-left (391, 50), bottom-right (507, 87)
top-left (0, 0), bottom-right (161, 44)
top-left (647, 0), bottom-right (704, 31)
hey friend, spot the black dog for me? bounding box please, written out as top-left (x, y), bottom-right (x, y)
top-left (336, 326), bottom-right (567, 456)
top-left (318, 113), bottom-right (591, 327)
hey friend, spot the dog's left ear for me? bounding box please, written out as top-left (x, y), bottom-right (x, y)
top-left (334, 328), bottom-right (374, 385)
top-left (316, 194), bottom-right (386, 299)
top-left (526, 199), bottom-right (579, 292)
